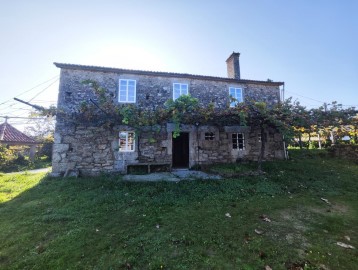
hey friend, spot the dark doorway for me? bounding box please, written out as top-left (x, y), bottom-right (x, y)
top-left (172, 132), bottom-right (189, 168)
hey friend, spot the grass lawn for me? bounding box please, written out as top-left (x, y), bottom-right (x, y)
top-left (0, 150), bottom-right (357, 269)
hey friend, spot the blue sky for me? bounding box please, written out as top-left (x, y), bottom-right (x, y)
top-left (1, 0), bottom-right (357, 129)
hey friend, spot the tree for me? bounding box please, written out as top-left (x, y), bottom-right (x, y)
top-left (24, 111), bottom-right (55, 160)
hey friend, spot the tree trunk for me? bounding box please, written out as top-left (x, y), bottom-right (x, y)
top-left (318, 133), bottom-right (322, 149)
top-left (298, 132), bottom-right (303, 149)
top-left (331, 131), bottom-right (335, 145)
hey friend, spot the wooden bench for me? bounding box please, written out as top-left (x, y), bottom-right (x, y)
top-left (126, 163), bottom-right (171, 174)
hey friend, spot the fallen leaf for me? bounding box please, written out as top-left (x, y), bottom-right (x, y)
top-left (259, 214), bottom-right (271, 222)
top-left (254, 229), bottom-right (264, 235)
top-left (225, 213), bottom-right (231, 218)
top-left (321, 197), bottom-right (331, 204)
top-left (265, 265), bottom-right (272, 270)
top-left (336, 242), bottom-right (355, 249)
top-left (344, 235), bottom-right (351, 241)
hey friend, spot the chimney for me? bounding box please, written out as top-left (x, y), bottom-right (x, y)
top-left (226, 52), bottom-right (241, 79)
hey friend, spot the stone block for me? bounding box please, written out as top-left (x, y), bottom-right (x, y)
top-left (52, 152), bottom-right (62, 163)
top-left (54, 132), bottom-right (62, 144)
top-left (98, 144), bottom-right (107, 150)
top-left (53, 143), bottom-right (69, 153)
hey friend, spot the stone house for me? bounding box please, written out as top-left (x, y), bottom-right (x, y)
top-left (52, 52), bottom-right (285, 175)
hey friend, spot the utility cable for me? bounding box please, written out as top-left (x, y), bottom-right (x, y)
top-left (27, 79), bottom-right (59, 102)
top-left (0, 75), bottom-right (59, 106)
top-left (285, 90), bottom-right (325, 103)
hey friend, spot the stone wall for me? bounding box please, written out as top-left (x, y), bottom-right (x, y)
top-left (329, 145), bottom-right (358, 160)
top-left (53, 65), bottom-right (285, 175)
top-left (56, 68), bottom-right (281, 114)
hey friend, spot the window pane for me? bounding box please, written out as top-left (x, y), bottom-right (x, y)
top-left (174, 88), bottom-right (180, 99)
top-left (236, 89), bottom-right (242, 102)
top-left (119, 132), bottom-right (135, 152)
top-left (174, 84), bottom-right (180, 91)
top-left (127, 88), bottom-right (134, 96)
top-left (119, 80), bottom-right (136, 103)
top-left (229, 88), bottom-right (235, 96)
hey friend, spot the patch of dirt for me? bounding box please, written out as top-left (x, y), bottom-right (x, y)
top-left (265, 210), bottom-right (311, 251)
top-left (309, 202), bottom-right (350, 215)
top-left (330, 203), bottom-right (349, 214)
top-left (280, 211), bottom-right (308, 232)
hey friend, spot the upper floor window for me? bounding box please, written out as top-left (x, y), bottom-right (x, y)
top-left (229, 87), bottom-right (243, 107)
top-left (119, 79), bottom-right (136, 103)
top-left (173, 83), bottom-right (188, 100)
top-left (119, 131), bottom-right (135, 152)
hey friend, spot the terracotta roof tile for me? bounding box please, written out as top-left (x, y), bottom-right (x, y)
top-left (0, 122), bottom-right (36, 144)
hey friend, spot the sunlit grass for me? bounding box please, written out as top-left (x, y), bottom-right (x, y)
top-left (0, 172), bottom-right (47, 203)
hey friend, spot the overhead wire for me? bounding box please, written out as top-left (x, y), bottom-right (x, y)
top-left (285, 90), bottom-right (356, 109)
top-left (0, 116), bottom-right (48, 120)
top-left (285, 90), bottom-right (325, 103)
top-left (26, 79), bottom-right (59, 102)
top-left (0, 75), bottom-right (59, 106)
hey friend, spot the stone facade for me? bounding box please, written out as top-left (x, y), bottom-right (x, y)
top-left (52, 53), bottom-right (285, 175)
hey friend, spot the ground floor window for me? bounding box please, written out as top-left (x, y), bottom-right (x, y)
top-left (204, 132), bottom-right (215, 140)
top-left (232, 133), bottom-right (245, 150)
top-left (119, 131), bottom-right (135, 152)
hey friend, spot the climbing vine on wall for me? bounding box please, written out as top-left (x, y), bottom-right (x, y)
top-left (57, 79), bottom-right (344, 149)
top-left (76, 80), bottom-right (251, 137)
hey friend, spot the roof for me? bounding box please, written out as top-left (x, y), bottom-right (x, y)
top-left (54, 62), bottom-right (284, 86)
top-left (0, 121), bottom-right (37, 145)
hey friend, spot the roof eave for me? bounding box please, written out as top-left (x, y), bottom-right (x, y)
top-left (54, 62), bottom-right (284, 86)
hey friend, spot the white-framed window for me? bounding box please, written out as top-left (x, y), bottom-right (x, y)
top-left (204, 132), bottom-right (215, 141)
top-left (173, 83), bottom-right (188, 100)
top-left (119, 131), bottom-right (135, 152)
top-left (229, 87), bottom-right (243, 107)
top-left (119, 79), bottom-right (136, 103)
top-left (232, 133), bottom-right (245, 150)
